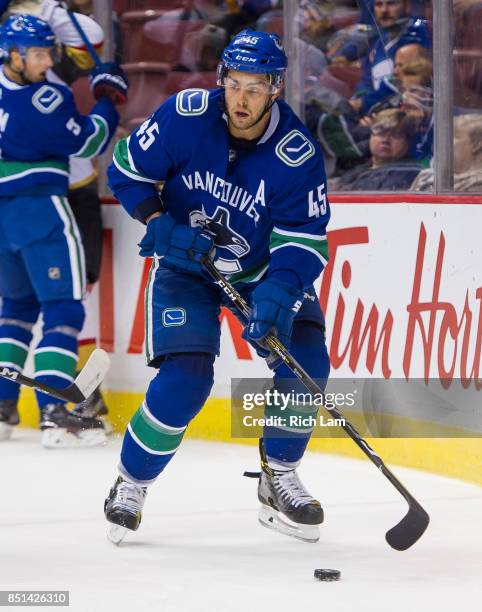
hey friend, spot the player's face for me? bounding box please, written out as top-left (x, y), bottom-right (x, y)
top-left (224, 70), bottom-right (277, 139)
top-left (374, 0), bottom-right (406, 28)
top-left (23, 47), bottom-right (55, 82)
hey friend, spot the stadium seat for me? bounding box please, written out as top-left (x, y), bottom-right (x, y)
top-left (113, 1), bottom-right (184, 14)
top-left (328, 65), bottom-right (361, 96)
top-left (142, 10), bottom-right (206, 66)
top-left (120, 62), bottom-right (170, 127)
top-left (119, 10), bottom-right (167, 63)
top-left (162, 71), bottom-right (217, 96)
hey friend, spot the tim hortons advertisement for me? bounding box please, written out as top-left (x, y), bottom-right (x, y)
top-left (88, 200), bottom-right (482, 405)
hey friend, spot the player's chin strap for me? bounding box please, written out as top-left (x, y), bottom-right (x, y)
top-left (246, 84), bottom-right (281, 129)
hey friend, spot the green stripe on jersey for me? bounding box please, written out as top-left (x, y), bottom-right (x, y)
top-left (74, 115), bottom-right (108, 159)
top-left (0, 159), bottom-right (68, 183)
top-left (269, 229), bottom-right (329, 263)
top-left (0, 342), bottom-right (29, 368)
top-left (130, 403), bottom-right (186, 454)
top-left (229, 260), bottom-right (269, 285)
top-left (34, 350), bottom-right (77, 378)
top-left (113, 138), bottom-right (157, 182)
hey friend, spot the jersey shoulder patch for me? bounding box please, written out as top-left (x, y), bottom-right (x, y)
top-left (275, 129), bottom-right (315, 167)
top-left (175, 88), bottom-right (209, 117)
top-left (31, 84), bottom-right (64, 114)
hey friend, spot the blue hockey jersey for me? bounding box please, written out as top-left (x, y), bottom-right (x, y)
top-left (355, 18), bottom-right (431, 114)
top-left (108, 88), bottom-right (330, 290)
top-left (0, 66), bottom-right (118, 196)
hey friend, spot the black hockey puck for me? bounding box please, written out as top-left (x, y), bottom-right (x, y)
top-left (314, 569), bottom-right (341, 581)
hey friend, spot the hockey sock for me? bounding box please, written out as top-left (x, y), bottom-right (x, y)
top-left (264, 322), bottom-right (330, 467)
top-left (34, 329), bottom-right (79, 408)
top-left (0, 297), bottom-right (39, 402)
top-left (119, 352), bottom-right (215, 484)
top-left (34, 300), bottom-right (84, 409)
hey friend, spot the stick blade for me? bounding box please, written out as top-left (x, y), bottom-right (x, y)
top-left (73, 348), bottom-right (111, 400)
top-left (385, 501), bottom-right (430, 551)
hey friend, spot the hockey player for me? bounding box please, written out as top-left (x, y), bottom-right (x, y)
top-left (0, 15), bottom-right (125, 447)
top-left (105, 30), bottom-right (330, 543)
top-left (4, 1), bottom-right (112, 428)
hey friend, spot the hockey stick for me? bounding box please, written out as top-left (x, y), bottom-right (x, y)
top-left (199, 255), bottom-right (430, 551)
top-left (61, 2), bottom-right (102, 67)
top-left (0, 348), bottom-right (110, 404)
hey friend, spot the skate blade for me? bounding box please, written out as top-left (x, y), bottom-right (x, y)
top-left (107, 524), bottom-right (128, 545)
top-left (258, 504), bottom-right (320, 543)
top-left (42, 428), bottom-right (107, 449)
top-left (0, 423), bottom-right (14, 441)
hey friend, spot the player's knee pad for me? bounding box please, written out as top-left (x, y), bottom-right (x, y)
top-left (0, 295), bottom-right (40, 324)
top-left (146, 352), bottom-right (215, 428)
top-left (41, 299), bottom-right (85, 333)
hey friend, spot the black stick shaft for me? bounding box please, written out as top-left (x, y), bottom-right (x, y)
top-left (201, 256), bottom-right (422, 507)
top-left (0, 368), bottom-right (81, 403)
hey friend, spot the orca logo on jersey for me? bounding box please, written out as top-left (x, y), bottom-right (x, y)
top-left (176, 89), bottom-right (209, 117)
top-left (190, 206), bottom-right (250, 274)
top-left (275, 130), bottom-right (315, 167)
top-left (32, 86), bottom-right (64, 115)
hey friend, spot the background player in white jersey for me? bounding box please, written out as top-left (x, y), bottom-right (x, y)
top-left (106, 30), bottom-right (331, 544)
top-left (0, 15), bottom-right (125, 447)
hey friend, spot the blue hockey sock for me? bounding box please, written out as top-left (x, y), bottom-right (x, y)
top-left (264, 322), bottom-right (330, 467)
top-left (120, 352), bottom-right (215, 484)
top-left (35, 300), bottom-right (84, 409)
top-left (0, 297), bottom-right (39, 402)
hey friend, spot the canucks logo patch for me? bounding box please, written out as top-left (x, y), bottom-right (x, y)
top-left (162, 308), bottom-right (187, 327)
top-left (176, 89), bottom-right (209, 116)
top-left (275, 130), bottom-right (315, 167)
top-left (32, 85), bottom-right (64, 114)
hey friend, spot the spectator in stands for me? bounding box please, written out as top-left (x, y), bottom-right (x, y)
top-left (212, 0), bottom-right (279, 39)
top-left (393, 43), bottom-right (430, 86)
top-left (331, 1), bottom-right (429, 63)
top-left (68, 0), bottom-right (92, 13)
top-left (349, 0), bottom-right (431, 115)
top-left (329, 108), bottom-right (422, 190)
top-left (176, 24), bottom-right (227, 72)
top-left (411, 114), bottom-right (482, 192)
top-left (400, 84), bottom-right (433, 164)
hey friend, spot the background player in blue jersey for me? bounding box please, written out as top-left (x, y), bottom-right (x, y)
top-left (0, 15), bottom-right (126, 447)
top-left (105, 30), bottom-right (331, 544)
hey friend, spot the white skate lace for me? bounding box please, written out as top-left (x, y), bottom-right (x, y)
top-left (115, 480), bottom-right (146, 513)
top-left (273, 470), bottom-right (316, 509)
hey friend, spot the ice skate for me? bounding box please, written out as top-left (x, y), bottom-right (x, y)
top-left (0, 400), bottom-right (19, 441)
top-left (254, 443), bottom-right (323, 543)
top-left (40, 403), bottom-right (107, 449)
top-left (104, 476), bottom-right (147, 545)
top-left (72, 387), bottom-right (113, 435)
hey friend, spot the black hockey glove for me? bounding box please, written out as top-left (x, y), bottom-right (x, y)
top-left (90, 62), bottom-right (129, 106)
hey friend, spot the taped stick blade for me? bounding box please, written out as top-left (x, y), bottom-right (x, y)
top-left (73, 349), bottom-right (111, 400)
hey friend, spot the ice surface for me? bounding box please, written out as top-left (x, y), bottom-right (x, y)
top-left (1, 431), bottom-right (481, 612)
